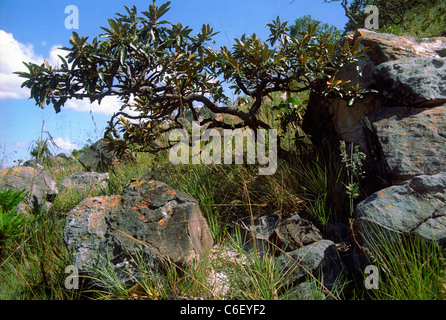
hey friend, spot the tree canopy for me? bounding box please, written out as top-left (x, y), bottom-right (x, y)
top-left (15, 1), bottom-right (366, 156)
top-left (289, 15), bottom-right (342, 43)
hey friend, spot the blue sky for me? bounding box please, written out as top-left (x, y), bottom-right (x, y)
top-left (0, 0), bottom-right (347, 167)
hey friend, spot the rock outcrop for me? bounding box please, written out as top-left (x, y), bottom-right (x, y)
top-left (303, 28), bottom-right (446, 156)
top-left (78, 139), bottom-right (135, 172)
top-left (356, 173), bottom-right (446, 249)
top-left (366, 105), bottom-right (446, 185)
top-left (373, 57), bottom-right (446, 107)
top-left (303, 29), bottom-right (446, 251)
top-left (63, 178), bottom-right (213, 284)
top-left (0, 166), bottom-right (58, 213)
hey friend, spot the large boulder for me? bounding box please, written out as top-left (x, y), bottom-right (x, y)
top-left (78, 139), bottom-right (135, 172)
top-left (0, 166), bottom-right (58, 213)
top-left (373, 57), bottom-right (446, 107)
top-left (63, 178), bottom-right (213, 284)
top-left (355, 173), bottom-right (446, 249)
top-left (346, 29), bottom-right (446, 65)
top-left (365, 105), bottom-right (446, 185)
top-left (276, 240), bottom-right (343, 289)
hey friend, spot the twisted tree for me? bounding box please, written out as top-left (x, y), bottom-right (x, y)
top-left (16, 1), bottom-right (366, 156)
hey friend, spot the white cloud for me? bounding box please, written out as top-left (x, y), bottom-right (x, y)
top-left (0, 30), bottom-right (43, 99)
top-left (64, 94), bottom-right (144, 117)
top-left (0, 30), bottom-right (70, 101)
top-left (0, 30), bottom-right (143, 117)
top-left (47, 45), bottom-right (69, 68)
top-left (53, 137), bottom-right (78, 151)
top-left (64, 96), bottom-right (123, 115)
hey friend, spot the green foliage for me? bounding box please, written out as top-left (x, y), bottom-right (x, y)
top-left (0, 189), bottom-right (29, 248)
top-left (29, 137), bottom-right (55, 162)
top-left (289, 15), bottom-right (342, 44)
top-left (272, 93), bottom-right (308, 152)
top-left (363, 231), bottom-right (446, 300)
top-left (71, 139), bottom-right (94, 158)
top-left (378, 0), bottom-right (446, 37)
top-left (16, 1), bottom-right (367, 157)
top-left (339, 140), bottom-right (365, 217)
top-left (291, 153), bottom-right (344, 226)
top-left (325, 0), bottom-right (446, 37)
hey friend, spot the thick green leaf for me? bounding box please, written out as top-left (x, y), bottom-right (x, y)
top-left (120, 46), bottom-right (127, 65)
top-left (286, 97), bottom-right (299, 105)
top-left (108, 18), bottom-right (120, 34)
top-left (98, 72), bottom-right (106, 83)
top-left (348, 97), bottom-right (356, 108)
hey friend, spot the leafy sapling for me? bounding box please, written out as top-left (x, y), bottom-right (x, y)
top-left (339, 140), bottom-right (366, 216)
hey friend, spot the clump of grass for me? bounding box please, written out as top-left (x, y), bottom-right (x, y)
top-left (0, 189), bottom-right (29, 254)
top-left (289, 151), bottom-right (344, 226)
top-left (0, 206), bottom-right (84, 299)
top-left (363, 231), bottom-right (446, 300)
top-left (107, 152), bottom-right (155, 195)
top-left (51, 185), bottom-right (108, 213)
top-left (44, 158), bottom-right (86, 183)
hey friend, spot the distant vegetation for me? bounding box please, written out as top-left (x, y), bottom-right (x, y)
top-left (324, 0), bottom-right (446, 37)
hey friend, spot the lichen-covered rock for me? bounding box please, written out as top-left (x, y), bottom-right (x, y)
top-left (355, 172), bottom-right (446, 249)
top-left (303, 30), bottom-right (446, 153)
top-left (346, 29), bottom-right (446, 65)
top-left (272, 214), bottom-right (323, 251)
top-left (373, 57), bottom-right (446, 107)
top-left (63, 178), bottom-right (213, 284)
top-left (0, 166), bottom-right (58, 213)
top-left (366, 105), bottom-right (446, 184)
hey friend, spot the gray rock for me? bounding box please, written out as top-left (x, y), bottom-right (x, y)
top-left (373, 57), bottom-right (446, 107)
top-left (78, 139), bottom-right (135, 172)
top-left (366, 105), bottom-right (446, 184)
top-left (345, 29), bottom-right (446, 65)
top-left (303, 31), bottom-right (446, 156)
top-left (238, 215), bottom-right (279, 255)
top-left (22, 158), bottom-right (45, 170)
top-left (291, 281), bottom-right (326, 300)
top-left (0, 166), bottom-right (58, 213)
top-left (55, 152), bottom-right (75, 161)
top-left (355, 172), bottom-right (446, 249)
top-left (63, 179), bottom-right (213, 285)
top-left (58, 172), bottom-right (109, 192)
top-left (273, 214), bottom-right (323, 251)
top-left (276, 240), bottom-right (342, 289)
